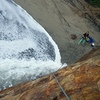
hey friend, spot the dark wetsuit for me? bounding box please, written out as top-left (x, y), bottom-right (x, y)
top-left (83, 33), bottom-right (89, 39)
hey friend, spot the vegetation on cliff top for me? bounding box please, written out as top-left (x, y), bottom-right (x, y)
top-left (85, 0), bottom-right (100, 7)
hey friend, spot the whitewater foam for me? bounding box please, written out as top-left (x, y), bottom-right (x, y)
top-left (0, 0), bottom-right (63, 91)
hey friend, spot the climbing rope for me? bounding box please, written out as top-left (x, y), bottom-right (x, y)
top-left (47, 65), bottom-right (70, 100)
top-left (53, 73), bottom-right (70, 100)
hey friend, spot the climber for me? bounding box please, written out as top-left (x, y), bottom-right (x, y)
top-left (78, 31), bottom-right (89, 45)
top-left (86, 36), bottom-right (95, 47)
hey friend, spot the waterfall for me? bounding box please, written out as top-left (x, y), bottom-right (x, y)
top-left (0, 0), bottom-right (62, 91)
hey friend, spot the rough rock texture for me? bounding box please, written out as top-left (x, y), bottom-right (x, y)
top-left (13, 0), bottom-right (100, 64)
top-left (66, 0), bottom-right (100, 29)
top-left (0, 48), bottom-right (100, 100)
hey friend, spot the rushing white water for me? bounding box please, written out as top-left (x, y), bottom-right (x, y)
top-left (0, 0), bottom-right (62, 91)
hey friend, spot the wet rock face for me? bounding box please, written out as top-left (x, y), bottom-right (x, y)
top-left (0, 48), bottom-right (100, 100)
top-left (13, 0), bottom-right (100, 64)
